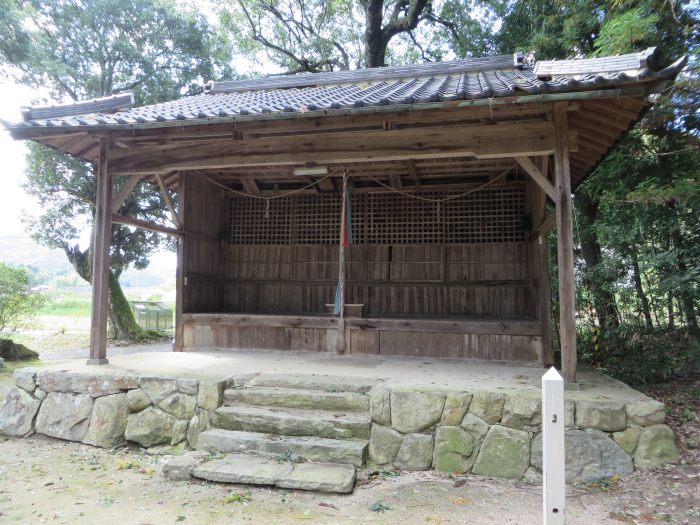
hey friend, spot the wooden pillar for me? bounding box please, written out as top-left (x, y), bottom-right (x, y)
top-left (175, 172), bottom-right (187, 352)
top-left (553, 102), bottom-right (577, 383)
top-left (87, 139), bottom-right (113, 365)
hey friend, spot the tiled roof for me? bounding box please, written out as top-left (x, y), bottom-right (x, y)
top-left (3, 47), bottom-right (686, 131)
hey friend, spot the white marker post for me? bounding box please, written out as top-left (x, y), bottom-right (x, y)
top-left (542, 367), bottom-right (565, 525)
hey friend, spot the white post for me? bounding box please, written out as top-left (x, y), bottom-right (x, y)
top-left (542, 367), bottom-right (565, 525)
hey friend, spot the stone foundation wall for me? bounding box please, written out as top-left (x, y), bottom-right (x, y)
top-left (0, 368), bottom-right (227, 452)
top-left (367, 387), bottom-right (679, 481)
top-left (0, 368), bottom-right (679, 483)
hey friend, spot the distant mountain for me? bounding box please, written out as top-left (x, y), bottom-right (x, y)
top-left (0, 235), bottom-right (72, 276)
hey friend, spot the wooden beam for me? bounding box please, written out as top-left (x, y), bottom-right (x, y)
top-left (112, 213), bottom-right (180, 237)
top-left (516, 156), bottom-right (556, 202)
top-left (553, 102), bottom-right (577, 383)
top-left (240, 176), bottom-right (260, 195)
top-left (88, 140), bottom-right (112, 365)
top-left (538, 213), bottom-right (556, 236)
top-left (111, 174), bottom-right (144, 213)
top-left (110, 121), bottom-right (577, 175)
top-left (155, 173), bottom-right (181, 228)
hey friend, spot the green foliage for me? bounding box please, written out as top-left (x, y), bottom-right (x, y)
top-left (580, 325), bottom-right (700, 386)
top-left (594, 6), bottom-right (659, 55)
top-left (0, 262), bottom-right (44, 332)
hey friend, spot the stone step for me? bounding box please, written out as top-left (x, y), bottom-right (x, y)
top-left (211, 404), bottom-right (371, 440)
top-left (191, 453), bottom-right (356, 493)
top-left (247, 373), bottom-right (379, 394)
top-left (224, 386), bottom-right (370, 412)
top-left (196, 429), bottom-right (367, 466)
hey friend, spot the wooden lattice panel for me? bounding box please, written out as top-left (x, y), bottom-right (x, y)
top-left (228, 185), bottom-right (526, 245)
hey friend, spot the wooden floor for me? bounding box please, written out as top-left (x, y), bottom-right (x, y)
top-left (180, 312), bottom-right (543, 362)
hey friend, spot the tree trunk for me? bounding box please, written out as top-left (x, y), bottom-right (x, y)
top-left (577, 192), bottom-right (620, 329)
top-left (671, 226), bottom-right (698, 330)
top-left (64, 242), bottom-right (144, 341)
top-left (630, 250), bottom-right (654, 329)
top-left (363, 0), bottom-right (388, 67)
top-left (668, 292), bottom-right (675, 329)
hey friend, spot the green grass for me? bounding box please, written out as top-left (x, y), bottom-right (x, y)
top-left (7, 331), bottom-right (90, 353)
top-left (38, 298), bottom-right (92, 317)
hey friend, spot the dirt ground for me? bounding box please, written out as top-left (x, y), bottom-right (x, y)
top-left (0, 435), bottom-right (696, 525)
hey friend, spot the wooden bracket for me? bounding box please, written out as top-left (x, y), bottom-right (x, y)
top-left (516, 156), bottom-right (556, 202)
top-left (112, 213), bottom-right (180, 236)
top-left (111, 174), bottom-right (144, 213)
top-left (241, 176), bottom-right (261, 195)
top-left (155, 173), bottom-right (181, 229)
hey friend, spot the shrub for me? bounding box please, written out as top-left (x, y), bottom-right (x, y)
top-left (0, 262), bottom-right (44, 333)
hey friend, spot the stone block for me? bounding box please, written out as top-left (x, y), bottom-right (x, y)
top-left (83, 393), bottom-right (129, 448)
top-left (187, 408), bottom-right (211, 449)
top-left (14, 368), bottom-right (37, 393)
top-left (159, 393), bottom-right (197, 420)
top-left (37, 370), bottom-right (138, 397)
top-left (36, 392), bottom-right (94, 441)
top-left (125, 406), bottom-right (176, 448)
top-left (369, 387), bottom-right (391, 426)
top-left (468, 392), bottom-right (505, 425)
top-left (575, 400), bottom-right (627, 432)
top-left (433, 426), bottom-right (476, 474)
top-left (440, 393), bottom-right (472, 426)
top-left (460, 413), bottom-right (490, 438)
top-left (626, 400), bottom-right (666, 427)
top-left (394, 433), bottom-right (433, 471)
top-left (198, 381), bottom-right (225, 411)
top-left (390, 390), bottom-right (445, 433)
top-left (163, 451), bottom-right (208, 481)
top-left (634, 424), bottom-right (678, 470)
top-left (531, 429), bottom-right (633, 482)
top-left (126, 388), bottom-right (151, 412)
top-left (171, 420), bottom-right (189, 446)
top-left (368, 424), bottom-right (403, 465)
top-left (501, 396), bottom-right (541, 430)
top-left (0, 386), bottom-right (41, 437)
top-left (472, 425), bottom-right (530, 479)
top-left (138, 376), bottom-right (178, 405)
top-left (177, 379), bottom-right (199, 395)
top-left (565, 399), bottom-right (575, 428)
top-left (613, 426), bottom-right (642, 456)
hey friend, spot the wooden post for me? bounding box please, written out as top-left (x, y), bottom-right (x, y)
top-left (335, 173), bottom-right (348, 354)
top-left (87, 139), bottom-right (113, 365)
top-left (553, 102), bottom-right (577, 383)
top-left (542, 367), bottom-right (566, 525)
top-left (174, 172), bottom-right (187, 352)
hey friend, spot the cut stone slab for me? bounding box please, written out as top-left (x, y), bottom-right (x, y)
top-left (433, 426), bottom-right (476, 474)
top-left (37, 370), bottom-right (138, 397)
top-left (575, 400), bottom-right (627, 432)
top-left (138, 376), bottom-right (178, 405)
top-left (35, 392), bottom-right (94, 441)
top-left (212, 404), bottom-right (370, 440)
top-left (634, 424), bottom-right (679, 470)
top-left (198, 380), bottom-right (225, 411)
top-left (369, 387), bottom-right (391, 426)
top-left (191, 453), bottom-right (356, 493)
top-left (187, 408), bottom-right (211, 449)
top-left (163, 451), bottom-right (209, 481)
top-left (460, 413), bottom-right (490, 438)
top-left (14, 368), bottom-right (37, 393)
top-left (440, 393), bottom-right (472, 426)
top-left (368, 424), bottom-right (403, 465)
top-left (472, 425), bottom-right (530, 479)
top-left (390, 390), bottom-right (445, 433)
top-left (197, 428), bottom-right (367, 466)
top-left (125, 406), bottom-right (177, 448)
top-left (126, 388), bottom-right (151, 412)
top-left (177, 379), bottom-right (199, 395)
top-left (626, 400), bottom-right (666, 427)
top-left (83, 393), bottom-right (129, 448)
top-left (500, 396), bottom-right (541, 431)
top-left (159, 393), bottom-right (197, 420)
top-left (531, 429), bottom-right (634, 482)
top-left (394, 433), bottom-right (434, 471)
top-left (192, 453), bottom-right (293, 485)
top-left (224, 386), bottom-right (369, 412)
top-left (468, 392), bottom-right (505, 425)
top-left (0, 386), bottom-right (41, 437)
top-left (248, 373), bottom-right (379, 393)
top-left (277, 462), bottom-right (356, 493)
top-left (613, 426), bottom-right (642, 456)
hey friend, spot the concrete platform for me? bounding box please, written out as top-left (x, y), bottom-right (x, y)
top-left (29, 348), bottom-right (652, 403)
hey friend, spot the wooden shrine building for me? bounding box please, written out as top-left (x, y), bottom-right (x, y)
top-left (3, 47), bottom-right (685, 382)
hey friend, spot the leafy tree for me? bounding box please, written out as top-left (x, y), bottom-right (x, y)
top-left (0, 262), bottom-right (44, 333)
top-left (1, 0), bottom-right (232, 340)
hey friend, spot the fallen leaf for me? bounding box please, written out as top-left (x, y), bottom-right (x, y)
top-left (319, 502), bottom-right (339, 510)
top-left (447, 496), bottom-right (471, 505)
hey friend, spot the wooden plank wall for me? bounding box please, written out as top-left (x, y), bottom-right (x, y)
top-left (181, 173), bottom-right (226, 313)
